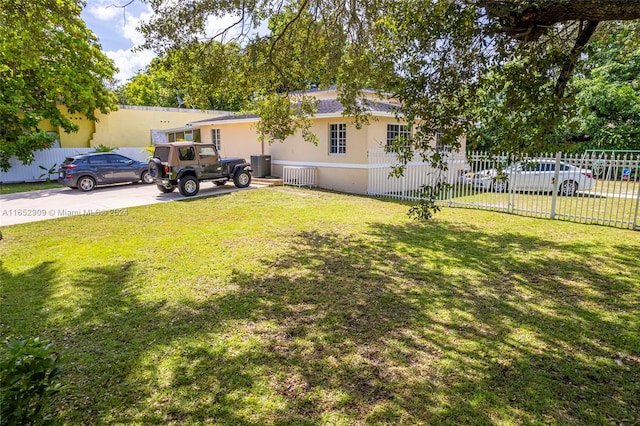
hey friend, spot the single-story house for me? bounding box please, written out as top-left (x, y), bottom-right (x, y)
top-left (162, 88), bottom-right (466, 194)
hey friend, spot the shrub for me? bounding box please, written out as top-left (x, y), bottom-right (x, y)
top-left (0, 338), bottom-right (69, 426)
top-left (92, 144), bottom-right (115, 153)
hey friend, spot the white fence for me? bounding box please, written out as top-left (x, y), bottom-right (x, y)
top-left (368, 149), bottom-right (640, 230)
top-left (0, 148), bottom-right (150, 183)
top-left (283, 166), bottom-right (318, 187)
top-left (368, 149), bottom-right (467, 197)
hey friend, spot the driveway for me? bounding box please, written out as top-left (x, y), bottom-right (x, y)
top-left (0, 182), bottom-right (262, 226)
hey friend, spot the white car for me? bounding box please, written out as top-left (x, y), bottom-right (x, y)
top-left (472, 160), bottom-right (595, 196)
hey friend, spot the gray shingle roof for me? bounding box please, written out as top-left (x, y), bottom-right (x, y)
top-left (189, 113), bottom-right (258, 124)
top-left (187, 98), bottom-right (400, 126)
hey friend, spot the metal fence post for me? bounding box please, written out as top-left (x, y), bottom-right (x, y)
top-left (550, 152), bottom-right (562, 220)
top-left (633, 160), bottom-right (640, 230)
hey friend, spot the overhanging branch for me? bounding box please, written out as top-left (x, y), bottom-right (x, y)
top-left (555, 20), bottom-right (600, 99)
top-left (482, 0), bottom-right (640, 40)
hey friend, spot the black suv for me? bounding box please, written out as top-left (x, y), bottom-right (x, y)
top-left (148, 142), bottom-right (252, 196)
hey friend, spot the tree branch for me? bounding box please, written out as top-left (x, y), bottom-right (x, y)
top-left (483, 0), bottom-right (640, 40)
top-left (555, 20), bottom-right (599, 99)
top-left (267, 0), bottom-right (309, 90)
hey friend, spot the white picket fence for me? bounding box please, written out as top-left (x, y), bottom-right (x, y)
top-left (0, 148), bottom-right (150, 183)
top-left (368, 149), bottom-right (640, 230)
top-left (368, 149), bottom-right (468, 197)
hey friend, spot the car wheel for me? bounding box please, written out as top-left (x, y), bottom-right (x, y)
top-left (233, 170), bottom-right (252, 188)
top-left (156, 183), bottom-right (176, 193)
top-left (78, 176), bottom-right (96, 192)
top-left (492, 179), bottom-right (508, 193)
top-left (141, 170), bottom-right (154, 184)
top-left (179, 176), bottom-right (200, 196)
top-left (560, 180), bottom-right (578, 196)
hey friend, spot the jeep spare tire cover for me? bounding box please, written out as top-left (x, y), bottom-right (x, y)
top-left (148, 158), bottom-right (162, 178)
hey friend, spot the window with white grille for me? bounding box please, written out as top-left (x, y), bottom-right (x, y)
top-left (211, 128), bottom-right (221, 151)
top-left (386, 124), bottom-right (411, 148)
top-left (329, 123), bottom-right (346, 155)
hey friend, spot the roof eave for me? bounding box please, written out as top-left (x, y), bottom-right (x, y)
top-left (188, 110), bottom-right (402, 127)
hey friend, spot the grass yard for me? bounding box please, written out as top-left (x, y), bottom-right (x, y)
top-left (0, 181), bottom-right (64, 194)
top-left (1, 187), bottom-right (639, 424)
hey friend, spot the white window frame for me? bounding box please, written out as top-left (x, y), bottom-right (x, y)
top-left (386, 124), bottom-right (411, 148)
top-left (329, 123), bottom-right (347, 155)
top-left (211, 128), bottom-right (221, 151)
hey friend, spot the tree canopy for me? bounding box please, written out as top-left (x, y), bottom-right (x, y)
top-left (467, 21), bottom-right (640, 153)
top-left (0, 0), bottom-right (116, 171)
top-left (120, 42), bottom-right (256, 111)
top-left (138, 0), bottom-right (639, 154)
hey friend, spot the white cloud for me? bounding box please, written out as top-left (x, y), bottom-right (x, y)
top-left (121, 8), bottom-right (152, 46)
top-left (84, 1), bottom-right (156, 83)
top-left (107, 48), bottom-right (155, 83)
top-left (86, 1), bottom-right (123, 21)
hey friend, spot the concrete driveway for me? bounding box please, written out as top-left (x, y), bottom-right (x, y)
top-left (0, 182), bottom-right (261, 226)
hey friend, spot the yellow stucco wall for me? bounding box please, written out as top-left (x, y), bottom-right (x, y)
top-left (46, 105), bottom-right (229, 148)
top-left (200, 116), bottom-right (376, 193)
top-left (199, 121), bottom-right (263, 159)
top-left (90, 107), bottom-right (228, 148)
top-left (36, 106), bottom-right (96, 148)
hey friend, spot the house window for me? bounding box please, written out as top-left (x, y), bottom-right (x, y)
top-left (166, 129), bottom-right (201, 143)
top-left (329, 123), bottom-right (346, 155)
top-left (386, 124), bottom-right (411, 148)
top-left (435, 131), bottom-right (451, 153)
top-left (211, 128), bottom-right (221, 151)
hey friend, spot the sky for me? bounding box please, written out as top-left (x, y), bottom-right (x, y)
top-left (81, 0), bottom-right (156, 83)
top-left (81, 0), bottom-right (253, 85)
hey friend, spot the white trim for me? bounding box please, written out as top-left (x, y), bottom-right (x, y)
top-left (272, 160), bottom-right (370, 169)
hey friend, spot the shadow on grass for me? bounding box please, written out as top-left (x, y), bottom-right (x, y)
top-left (0, 260), bottom-right (59, 337)
top-left (4, 219), bottom-right (639, 424)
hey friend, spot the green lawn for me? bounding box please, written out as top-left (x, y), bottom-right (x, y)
top-left (1, 187), bottom-right (639, 424)
top-left (0, 181), bottom-right (64, 194)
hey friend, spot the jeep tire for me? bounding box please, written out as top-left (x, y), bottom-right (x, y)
top-left (179, 176), bottom-right (200, 196)
top-left (157, 183), bottom-right (176, 193)
top-left (233, 170), bottom-right (251, 188)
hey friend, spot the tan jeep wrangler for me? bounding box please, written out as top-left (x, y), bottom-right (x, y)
top-left (148, 142), bottom-right (252, 196)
